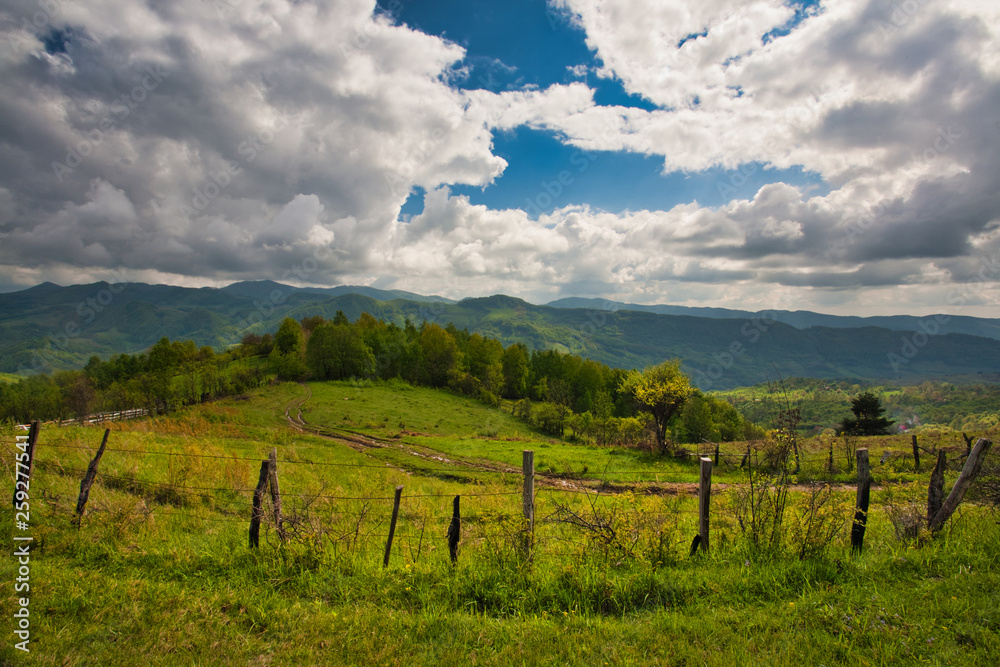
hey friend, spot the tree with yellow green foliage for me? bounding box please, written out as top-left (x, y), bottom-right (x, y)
top-left (619, 359), bottom-right (693, 453)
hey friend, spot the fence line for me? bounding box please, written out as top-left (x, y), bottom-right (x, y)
top-left (31, 465), bottom-right (520, 501)
top-left (33, 441), bottom-right (782, 478)
top-left (11, 422), bottom-right (993, 568)
top-left (14, 408), bottom-right (150, 431)
top-left (35, 442), bottom-right (521, 473)
top-left (22, 449), bottom-right (973, 507)
top-left (34, 441), bottom-right (955, 474)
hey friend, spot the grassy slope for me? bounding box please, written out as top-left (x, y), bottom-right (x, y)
top-left (299, 381), bottom-right (708, 481)
top-left (2, 381), bottom-right (999, 666)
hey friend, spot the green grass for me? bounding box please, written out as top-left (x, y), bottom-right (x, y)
top-left (2, 381), bottom-right (999, 665)
top-left (299, 380), bottom-right (704, 481)
top-left (296, 381), bottom-right (978, 487)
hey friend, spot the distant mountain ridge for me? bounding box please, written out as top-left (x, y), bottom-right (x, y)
top-left (546, 297), bottom-right (1000, 341)
top-left (1, 281), bottom-right (999, 389)
top-left (220, 280), bottom-right (456, 304)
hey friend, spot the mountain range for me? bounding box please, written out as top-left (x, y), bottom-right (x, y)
top-left (1, 280), bottom-right (998, 389)
top-left (547, 297), bottom-right (1000, 341)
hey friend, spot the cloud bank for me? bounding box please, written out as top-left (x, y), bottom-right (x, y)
top-left (0, 0), bottom-right (997, 315)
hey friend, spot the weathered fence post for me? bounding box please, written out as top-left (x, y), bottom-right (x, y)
top-left (73, 429), bottom-right (110, 527)
top-left (927, 450), bottom-right (947, 525)
top-left (911, 435), bottom-right (920, 472)
top-left (268, 448), bottom-right (284, 543)
top-left (383, 485), bottom-right (404, 567)
top-left (851, 448), bottom-right (871, 554)
top-left (714, 443), bottom-right (720, 467)
top-left (698, 456), bottom-right (712, 553)
top-left (13, 421), bottom-right (39, 512)
top-left (446, 495), bottom-right (461, 564)
top-left (688, 534), bottom-right (701, 557)
top-left (249, 460), bottom-right (269, 548)
top-left (522, 450), bottom-right (535, 558)
top-left (928, 439), bottom-right (993, 533)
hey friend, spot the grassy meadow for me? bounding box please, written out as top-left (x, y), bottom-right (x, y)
top-left (2, 380), bottom-right (999, 665)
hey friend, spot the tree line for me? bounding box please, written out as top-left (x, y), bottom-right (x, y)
top-left (0, 338), bottom-right (265, 424)
top-left (252, 312), bottom-right (762, 449)
top-left (0, 311), bottom-right (763, 449)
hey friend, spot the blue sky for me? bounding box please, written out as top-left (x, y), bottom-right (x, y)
top-left (382, 0), bottom-right (592, 94)
top-left (0, 0), bottom-right (998, 316)
top-left (392, 0), bottom-right (828, 219)
top-left (404, 128), bottom-right (828, 220)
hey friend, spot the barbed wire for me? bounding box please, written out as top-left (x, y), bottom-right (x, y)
top-left (29, 485), bottom-right (933, 558)
top-left (18, 435), bottom-right (970, 538)
top-left (29, 465), bottom-right (520, 501)
top-left (4, 440), bottom-right (965, 476)
top-left (32, 442), bottom-right (523, 475)
top-left (83, 506), bottom-right (251, 525)
top-left (31, 440), bottom-right (933, 466)
top-left (25, 456), bottom-right (956, 508)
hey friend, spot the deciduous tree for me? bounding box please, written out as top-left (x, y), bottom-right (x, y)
top-left (419, 323), bottom-right (460, 387)
top-left (501, 343), bottom-right (530, 399)
top-left (619, 360), bottom-right (693, 453)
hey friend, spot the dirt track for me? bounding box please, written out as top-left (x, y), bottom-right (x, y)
top-left (282, 385), bottom-right (873, 496)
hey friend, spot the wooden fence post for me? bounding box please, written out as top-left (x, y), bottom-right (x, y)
top-left (928, 439), bottom-right (993, 533)
top-left (522, 450), bottom-right (535, 558)
top-left (383, 485), bottom-right (404, 568)
top-left (911, 435), bottom-right (920, 472)
top-left (268, 448), bottom-right (284, 543)
top-left (249, 460), bottom-right (269, 549)
top-left (447, 495), bottom-right (461, 564)
top-left (714, 443), bottom-right (720, 467)
top-left (13, 421), bottom-right (39, 512)
top-left (851, 448), bottom-right (871, 554)
top-left (73, 429), bottom-right (110, 527)
top-left (698, 456), bottom-right (712, 553)
top-left (688, 534), bottom-right (701, 557)
top-left (927, 450), bottom-right (947, 525)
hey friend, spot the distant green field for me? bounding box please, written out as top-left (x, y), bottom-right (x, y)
top-left (0, 372), bottom-right (20, 383)
top-left (716, 378), bottom-right (1000, 435)
top-left (2, 381), bottom-right (998, 666)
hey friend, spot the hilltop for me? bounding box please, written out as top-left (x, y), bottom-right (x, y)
top-left (3, 281), bottom-right (1000, 389)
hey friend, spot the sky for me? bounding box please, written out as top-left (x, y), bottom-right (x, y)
top-left (0, 0), bottom-right (999, 317)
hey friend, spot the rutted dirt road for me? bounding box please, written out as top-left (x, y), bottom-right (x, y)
top-left (282, 385), bottom-right (868, 496)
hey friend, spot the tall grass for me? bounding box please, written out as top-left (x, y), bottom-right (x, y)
top-left (2, 381), bottom-right (999, 666)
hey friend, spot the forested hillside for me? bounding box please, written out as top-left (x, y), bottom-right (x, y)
top-left (548, 297), bottom-right (1000, 340)
top-left (4, 282), bottom-right (1000, 388)
top-left (0, 313), bottom-right (761, 448)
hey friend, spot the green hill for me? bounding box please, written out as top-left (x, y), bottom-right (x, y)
top-left (3, 282), bottom-right (1000, 389)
